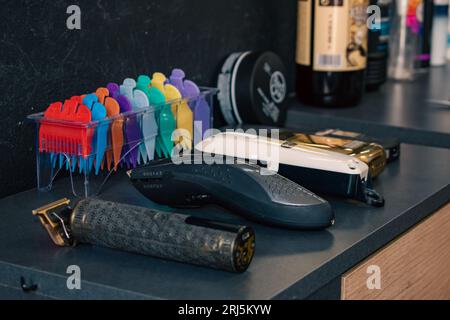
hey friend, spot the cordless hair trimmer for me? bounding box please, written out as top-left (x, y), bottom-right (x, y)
top-left (33, 198), bottom-right (255, 273)
top-left (129, 159), bottom-right (334, 230)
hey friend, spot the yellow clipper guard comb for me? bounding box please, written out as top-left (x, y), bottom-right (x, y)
top-left (164, 84), bottom-right (193, 150)
top-left (151, 72), bottom-right (166, 93)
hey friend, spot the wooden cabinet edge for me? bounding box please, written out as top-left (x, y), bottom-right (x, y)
top-left (341, 202), bottom-right (450, 300)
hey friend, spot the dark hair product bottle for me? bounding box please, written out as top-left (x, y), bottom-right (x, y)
top-left (366, 0), bottom-right (392, 91)
top-left (414, 0), bottom-right (434, 69)
top-left (296, 0), bottom-right (369, 107)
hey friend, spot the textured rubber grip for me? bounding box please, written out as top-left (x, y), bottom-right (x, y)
top-left (70, 198), bottom-right (255, 272)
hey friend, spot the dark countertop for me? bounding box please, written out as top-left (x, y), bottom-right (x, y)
top-left (0, 143), bottom-right (449, 299)
top-left (286, 64), bottom-right (450, 148)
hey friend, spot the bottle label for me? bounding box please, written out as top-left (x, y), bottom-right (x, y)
top-left (296, 0), bottom-right (369, 72)
top-left (296, 0), bottom-right (312, 66)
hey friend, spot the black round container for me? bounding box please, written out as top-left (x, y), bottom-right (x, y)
top-left (217, 51), bottom-right (288, 126)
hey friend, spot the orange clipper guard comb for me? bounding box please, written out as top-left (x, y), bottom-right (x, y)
top-left (95, 88), bottom-right (123, 171)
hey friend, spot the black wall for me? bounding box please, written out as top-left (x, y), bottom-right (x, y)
top-left (0, 0), bottom-right (297, 197)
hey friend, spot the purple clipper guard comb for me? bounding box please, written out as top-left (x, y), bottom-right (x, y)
top-left (107, 82), bottom-right (140, 168)
top-left (169, 69), bottom-right (188, 97)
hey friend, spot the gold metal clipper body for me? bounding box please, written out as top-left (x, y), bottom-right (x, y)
top-left (278, 131), bottom-right (387, 177)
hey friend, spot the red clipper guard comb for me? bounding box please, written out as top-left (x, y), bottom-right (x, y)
top-left (39, 99), bottom-right (93, 158)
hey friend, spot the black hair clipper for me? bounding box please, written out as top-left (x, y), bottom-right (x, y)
top-left (33, 198), bottom-right (255, 273)
top-left (197, 131), bottom-right (385, 207)
top-left (129, 159), bottom-right (334, 230)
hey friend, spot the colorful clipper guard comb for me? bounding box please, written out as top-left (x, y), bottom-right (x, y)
top-left (168, 70), bottom-right (194, 149)
top-left (136, 75), bottom-right (151, 93)
top-left (44, 102), bottom-right (63, 169)
top-left (151, 73), bottom-right (176, 158)
top-left (63, 97), bottom-right (79, 172)
top-left (135, 75), bottom-right (159, 162)
top-left (44, 101), bottom-right (71, 169)
top-left (184, 80), bottom-right (210, 144)
top-left (105, 98), bottom-right (122, 170)
top-left (95, 87), bottom-right (109, 105)
top-left (118, 79), bottom-right (144, 168)
top-left (121, 78), bottom-right (147, 164)
top-left (169, 68), bottom-right (188, 97)
top-left (107, 82), bottom-right (140, 168)
top-left (95, 87), bottom-right (123, 171)
top-left (82, 94), bottom-right (108, 175)
top-left (45, 102), bottom-right (69, 170)
top-left (63, 96), bottom-right (89, 172)
top-left (151, 73), bottom-right (167, 157)
top-left (78, 95), bottom-right (96, 173)
top-left (148, 86), bottom-right (170, 158)
top-left (170, 69), bottom-right (210, 144)
top-left (52, 97), bottom-right (83, 170)
top-left (94, 88), bottom-right (109, 170)
top-left (39, 100), bottom-right (92, 171)
top-left (164, 83), bottom-right (193, 151)
top-left (121, 77), bottom-right (157, 164)
top-left (151, 72), bottom-right (166, 93)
